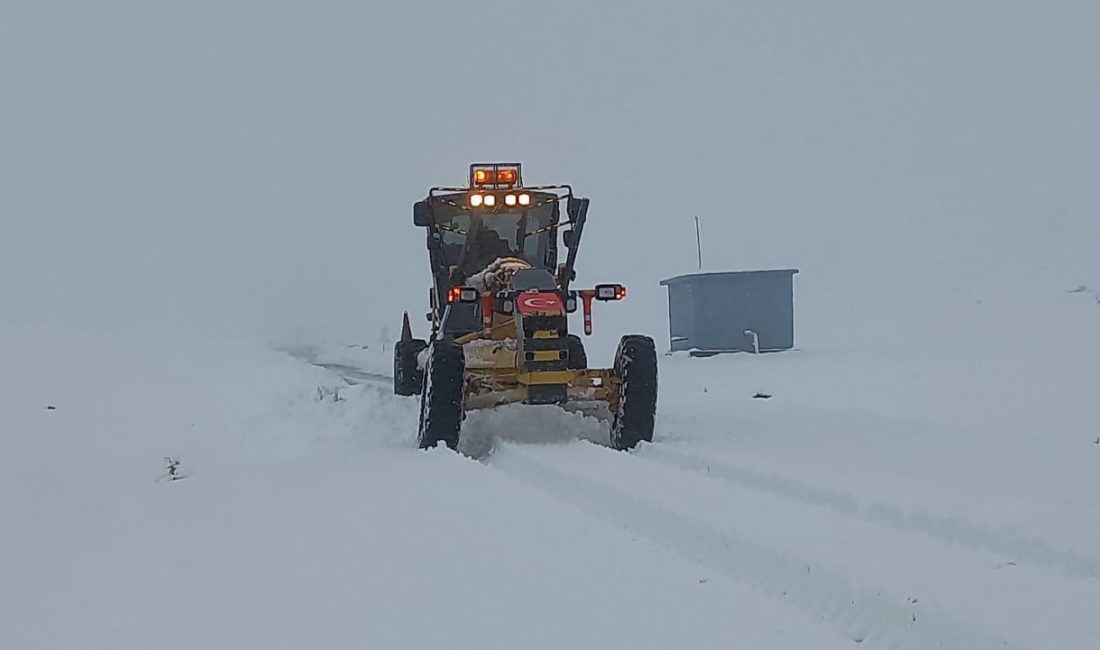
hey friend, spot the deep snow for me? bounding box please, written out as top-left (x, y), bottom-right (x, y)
top-left (3, 280), bottom-right (1098, 649)
top-left (1, 328), bottom-right (851, 649)
top-left (3, 3), bottom-right (1099, 648)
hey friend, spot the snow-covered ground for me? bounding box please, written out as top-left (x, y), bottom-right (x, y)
top-left (3, 4), bottom-right (1099, 647)
top-left (3, 281), bottom-right (1098, 649)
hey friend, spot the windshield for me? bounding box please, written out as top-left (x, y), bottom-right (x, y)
top-left (430, 194), bottom-right (560, 274)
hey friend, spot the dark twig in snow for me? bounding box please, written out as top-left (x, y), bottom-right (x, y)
top-left (157, 457), bottom-right (185, 482)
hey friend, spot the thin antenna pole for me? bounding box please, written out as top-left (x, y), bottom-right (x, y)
top-left (694, 215), bottom-right (703, 270)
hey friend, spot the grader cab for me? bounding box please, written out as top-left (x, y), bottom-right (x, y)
top-left (394, 163), bottom-right (657, 451)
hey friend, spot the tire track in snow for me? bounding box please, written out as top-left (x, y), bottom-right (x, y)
top-left (637, 444), bottom-right (1100, 580)
top-left (315, 362), bottom-right (392, 386)
top-left (488, 442), bottom-right (1027, 650)
top-left (280, 348), bottom-right (394, 387)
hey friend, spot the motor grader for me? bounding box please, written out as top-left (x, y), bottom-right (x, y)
top-left (394, 163), bottom-right (657, 451)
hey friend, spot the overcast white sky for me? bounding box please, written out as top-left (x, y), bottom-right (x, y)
top-left (2, 1), bottom-right (1097, 350)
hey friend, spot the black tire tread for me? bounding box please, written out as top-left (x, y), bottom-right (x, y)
top-left (610, 335), bottom-right (658, 450)
top-left (417, 341), bottom-right (465, 450)
top-left (566, 334), bottom-right (588, 370)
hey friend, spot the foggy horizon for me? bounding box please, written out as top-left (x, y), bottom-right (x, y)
top-left (3, 1), bottom-right (1097, 351)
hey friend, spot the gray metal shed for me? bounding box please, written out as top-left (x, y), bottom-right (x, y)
top-left (660, 269), bottom-right (799, 354)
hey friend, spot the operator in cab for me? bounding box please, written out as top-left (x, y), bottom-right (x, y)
top-left (465, 228), bottom-right (514, 275)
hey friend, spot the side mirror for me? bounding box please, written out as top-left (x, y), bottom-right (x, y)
top-left (567, 197), bottom-right (580, 221)
top-left (413, 200), bottom-right (432, 227)
top-left (562, 230), bottom-right (575, 248)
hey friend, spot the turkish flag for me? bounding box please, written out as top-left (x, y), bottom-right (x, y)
top-left (516, 292), bottom-right (566, 316)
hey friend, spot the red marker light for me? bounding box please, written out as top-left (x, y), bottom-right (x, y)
top-left (480, 294), bottom-right (494, 332)
top-left (447, 287), bottom-right (479, 304)
top-left (581, 290), bottom-right (595, 335)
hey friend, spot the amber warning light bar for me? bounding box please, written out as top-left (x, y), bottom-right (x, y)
top-left (470, 163), bottom-right (522, 187)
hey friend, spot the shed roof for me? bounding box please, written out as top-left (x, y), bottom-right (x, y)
top-left (660, 269), bottom-right (799, 287)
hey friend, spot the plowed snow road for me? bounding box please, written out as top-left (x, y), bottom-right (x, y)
top-left (5, 330), bottom-right (1098, 649)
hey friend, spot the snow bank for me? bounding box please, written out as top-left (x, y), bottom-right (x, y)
top-left (0, 326), bottom-right (848, 649)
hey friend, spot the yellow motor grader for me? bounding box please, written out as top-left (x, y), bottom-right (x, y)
top-left (394, 163), bottom-right (657, 451)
